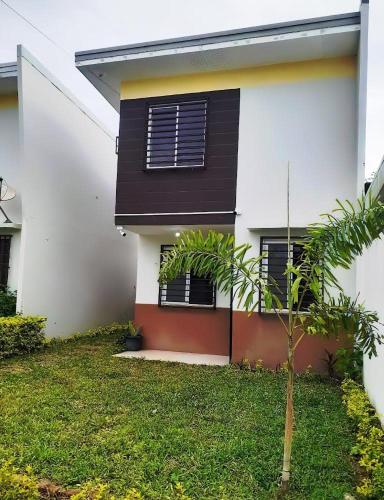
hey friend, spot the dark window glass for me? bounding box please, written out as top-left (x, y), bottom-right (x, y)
top-left (189, 274), bottom-right (214, 305)
top-left (147, 101), bottom-right (207, 168)
top-left (159, 245), bottom-right (214, 307)
top-left (261, 238), bottom-right (315, 312)
top-left (0, 235), bottom-right (11, 288)
top-left (165, 275), bottom-right (187, 303)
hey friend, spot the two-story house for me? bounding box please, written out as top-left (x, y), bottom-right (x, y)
top-left (76, 2), bottom-right (369, 372)
top-left (0, 46), bottom-right (136, 336)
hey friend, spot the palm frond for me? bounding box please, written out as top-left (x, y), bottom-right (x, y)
top-left (304, 194), bottom-right (384, 272)
top-left (159, 231), bottom-right (279, 313)
top-left (158, 195), bottom-right (384, 360)
top-left (306, 293), bottom-right (383, 358)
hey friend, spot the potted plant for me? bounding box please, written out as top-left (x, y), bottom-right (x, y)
top-left (124, 321), bottom-right (143, 351)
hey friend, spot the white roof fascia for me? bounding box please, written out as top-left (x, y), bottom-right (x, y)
top-left (17, 45), bottom-right (115, 140)
top-left (76, 24), bottom-right (360, 68)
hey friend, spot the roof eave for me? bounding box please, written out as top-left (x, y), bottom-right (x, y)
top-left (0, 62), bottom-right (18, 79)
top-left (75, 11), bottom-right (360, 64)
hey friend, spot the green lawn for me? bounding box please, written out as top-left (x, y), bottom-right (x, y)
top-left (0, 334), bottom-right (355, 499)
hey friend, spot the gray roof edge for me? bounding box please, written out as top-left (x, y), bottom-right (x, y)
top-left (75, 11), bottom-right (360, 63)
top-left (0, 62), bottom-right (18, 78)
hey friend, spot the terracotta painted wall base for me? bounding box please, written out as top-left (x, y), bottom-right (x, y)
top-left (135, 303), bottom-right (230, 355)
top-left (232, 311), bottom-right (348, 374)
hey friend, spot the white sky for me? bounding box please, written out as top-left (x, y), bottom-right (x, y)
top-left (0, 0), bottom-right (382, 177)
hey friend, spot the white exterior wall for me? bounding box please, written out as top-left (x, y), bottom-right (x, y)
top-left (234, 77), bottom-right (357, 310)
top-left (236, 78), bottom-right (357, 229)
top-left (136, 234), bottom-right (229, 308)
top-left (357, 240), bottom-right (384, 425)
top-left (134, 77), bottom-right (358, 313)
top-left (17, 47), bottom-right (137, 336)
top-left (356, 0), bottom-right (369, 193)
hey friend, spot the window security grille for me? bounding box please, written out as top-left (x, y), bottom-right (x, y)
top-left (260, 238), bottom-right (314, 312)
top-left (159, 245), bottom-right (215, 307)
top-left (146, 100), bottom-right (207, 169)
top-left (0, 235), bottom-right (11, 287)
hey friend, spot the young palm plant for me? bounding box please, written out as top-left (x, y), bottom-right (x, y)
top-left (159, 194), bottom-right (384, 493)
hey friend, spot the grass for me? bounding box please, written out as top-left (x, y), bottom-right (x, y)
top-left (0, 334), bottom-right (355, 499)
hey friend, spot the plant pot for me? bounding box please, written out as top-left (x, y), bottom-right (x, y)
top-left (125, 335), bottom-right (143, 351)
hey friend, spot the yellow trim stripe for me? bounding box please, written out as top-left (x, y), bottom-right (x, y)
top-left (0, 94), bottom-right (18, 109)
top-left (121, 56), bottom-right (356, 99)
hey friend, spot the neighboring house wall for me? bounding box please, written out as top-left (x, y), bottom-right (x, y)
top-left (16, 47), bottom-right (137, 336)
top-left (0, 96), bottom-right (21, 291)
top-left (357, 163), bottom-right (384, 425)
top-left (0, 96), bottom-right (21, 223)
top-left (358, 239), bottom-right (384, 425)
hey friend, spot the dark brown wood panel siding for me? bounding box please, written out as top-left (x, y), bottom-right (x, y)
top-left (115, 89), bottom-right (240, 225)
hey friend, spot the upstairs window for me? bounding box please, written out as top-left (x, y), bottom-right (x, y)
top-left (146, 100), bottom-right (207, 169)
top-left (0, 235), bottom-right (11, 287)
top-left (260, 238), bottom-right (315, 312)
top-left (159, 245), bottom-right (215, 307)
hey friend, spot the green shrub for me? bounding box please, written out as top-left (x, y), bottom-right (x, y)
top-left (342, 379), bottom-right (384, 498)
top-left (336, 346), bottom-right (363, 382)
top-left (71, 481), bottom-right (111, 500)
top-left (0, 287), bottom-right (17, 317)
top-left (0, 461), bottom-right (39, 499)
top-left (0, 316), bottom-right (46, 359)
top-left (71, 481), bottom-right (145, 499)
top-left (47, 321), bottom-right (134, 345)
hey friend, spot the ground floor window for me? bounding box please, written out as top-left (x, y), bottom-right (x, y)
top-left (260, 237), bottom-right (314, 312)
top-left (0, 235), bottom-right (12, 287)
top-left (159, 245), bottom-right (215, 308)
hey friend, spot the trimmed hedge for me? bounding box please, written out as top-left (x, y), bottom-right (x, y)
top-left (46, 321), bottom-right (133, 346)
top-left (0, 319), bottom-right (131, 360)
top-left (0, 316), bottom-right (46, 359)
top-left (70, 321), bottom-right (133, 340)
top-left (342, 379), bottom-right (384, 498)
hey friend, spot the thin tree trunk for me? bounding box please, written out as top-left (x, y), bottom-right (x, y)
top-left (280, 160), bottom-right (294, 494)
top-left (281, 336), bottom-right (294, 493)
